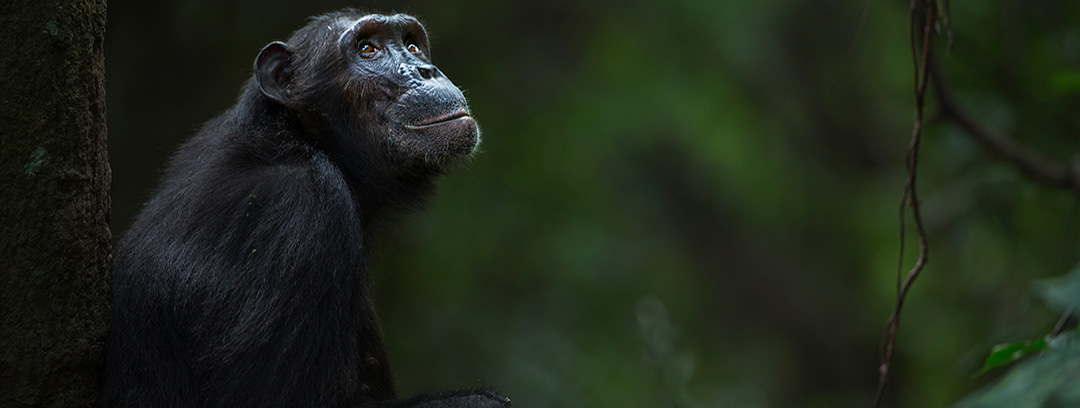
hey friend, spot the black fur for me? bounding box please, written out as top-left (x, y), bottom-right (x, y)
top-left (101, 10), bottom-right (507, 408)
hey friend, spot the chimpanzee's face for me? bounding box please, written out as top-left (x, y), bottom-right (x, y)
top-left (336, 14), bottom-right (479, 168)
top-left (255, 13), bottom-right (479, 171)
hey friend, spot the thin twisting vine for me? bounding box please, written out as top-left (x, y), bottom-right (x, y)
top-left (873, 0), bottom-right (947, 406)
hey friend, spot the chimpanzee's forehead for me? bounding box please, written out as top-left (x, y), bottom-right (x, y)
top-left (334, 13), bottom-right (425, 35)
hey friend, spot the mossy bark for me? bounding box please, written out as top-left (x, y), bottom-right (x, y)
top-left (0, 0), bottom-right (110, 407)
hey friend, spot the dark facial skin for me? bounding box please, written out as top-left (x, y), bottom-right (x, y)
top-left (99, 10), bottom-right (510, 408)
top-left (341, 14), bottom-right (480, 163)
top-left (256, 13), bottom-right (479, 173)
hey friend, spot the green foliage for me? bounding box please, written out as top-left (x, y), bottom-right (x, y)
top-left (961, 332), bottom-right (1080, 408)
top-left (979, 338), bottom-right (1046, 375)
top-left (962, 264), bottom-right (1080, 406)
top-left (1038, 265), bottom-right (1080, 314)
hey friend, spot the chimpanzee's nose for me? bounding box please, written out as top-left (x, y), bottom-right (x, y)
top-left (415, 64), bottom-right (439, 80)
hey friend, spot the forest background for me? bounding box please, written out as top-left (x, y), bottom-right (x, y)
top-left (98, 0), bottom-right (1080, 407)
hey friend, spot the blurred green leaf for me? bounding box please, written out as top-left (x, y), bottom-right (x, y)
top-left (1037, 264), bottom-right (1080, 313)
top-left (959, 332), bottom-right (1080, 408)
top-left (979, 338), bottom-right (1046, 374)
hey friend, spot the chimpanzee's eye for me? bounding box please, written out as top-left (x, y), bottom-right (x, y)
top-left (406, 44), bottom-right (421, 54)
top-left (360, 43), bottom-right (378, 56)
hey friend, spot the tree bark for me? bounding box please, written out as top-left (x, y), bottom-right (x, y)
top-left (0, 1), bottom-right (110, 407)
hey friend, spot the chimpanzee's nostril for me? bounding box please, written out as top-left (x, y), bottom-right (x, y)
top-left (416, 65), bottom-right (434, 80)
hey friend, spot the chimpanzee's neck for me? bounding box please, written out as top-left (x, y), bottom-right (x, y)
top-left (236, 81), bottom-right (440, 227)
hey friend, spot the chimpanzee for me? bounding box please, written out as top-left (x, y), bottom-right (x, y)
top-left (100, 10), bottom-right (511, 408)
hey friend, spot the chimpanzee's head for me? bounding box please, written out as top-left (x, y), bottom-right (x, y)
top-left (253, 11), bottom-right (479, 173)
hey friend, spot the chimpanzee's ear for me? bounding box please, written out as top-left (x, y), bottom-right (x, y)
top-left (254, 41), bottom-right (294, 105)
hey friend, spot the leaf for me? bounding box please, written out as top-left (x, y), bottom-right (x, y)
top-left (979, 338), bottom-right (1046, 374)
top-left (1036, 263), bottom-right (1080, 313)
top-left (959, 332), bottom-right (1080, 408)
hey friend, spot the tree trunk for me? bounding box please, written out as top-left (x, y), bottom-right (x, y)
top-left (0, 0), bottom-right (110, 407)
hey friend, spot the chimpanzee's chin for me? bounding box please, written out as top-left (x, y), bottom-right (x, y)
top-left (390, 118), bottom-right (479, 167)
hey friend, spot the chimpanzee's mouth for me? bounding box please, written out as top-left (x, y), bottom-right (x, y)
top-left (405, 110), bottom-right (471, 129)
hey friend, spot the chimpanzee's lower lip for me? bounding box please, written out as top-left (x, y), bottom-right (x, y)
top-left (406, 111), bottom-right (470, 129)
